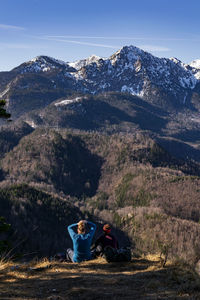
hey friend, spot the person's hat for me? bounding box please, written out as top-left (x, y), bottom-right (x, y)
top-left (103, 224), bottom-right (111, 233)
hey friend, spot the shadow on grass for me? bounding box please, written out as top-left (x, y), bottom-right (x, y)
top-left (1, 258), bottom-right (200, 300)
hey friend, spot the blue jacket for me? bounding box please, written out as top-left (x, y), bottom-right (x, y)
top-left (68, 221), bottom-right (96, 262)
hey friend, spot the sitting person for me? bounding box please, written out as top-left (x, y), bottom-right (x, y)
top-left (93, 223), bottom-right (119, 257)
top-left (67, 220), bottom-right (96, 263)
top-left (93, 224), bottom-right (131, 262)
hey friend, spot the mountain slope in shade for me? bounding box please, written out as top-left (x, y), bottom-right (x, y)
top-left (20, 92), bottom-right (200, 149)
top-left (1, 130), bottom-right (103, 197)
top-left (0, 184), bottom-right (84, 256)
top-left (22, 92), bottom-right (169, 133)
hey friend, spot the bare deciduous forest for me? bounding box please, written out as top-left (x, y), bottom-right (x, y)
top-left (0, 126), bottom-right (200, 265)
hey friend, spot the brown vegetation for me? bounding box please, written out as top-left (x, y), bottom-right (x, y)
top-left (1, 255), bottom-right (200, 299)
top-left (0, 129), bottom-right (200, 264)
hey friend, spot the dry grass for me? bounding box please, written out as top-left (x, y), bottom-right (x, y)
top-left (0, 255), bottom-right (200, 300)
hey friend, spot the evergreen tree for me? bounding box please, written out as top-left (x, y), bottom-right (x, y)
top-left (0, 100), bottom-right (11, 257)
top-left (0, 100), bottom-right (11, 119)
top-left (0, 217), bottom-right (11, 256)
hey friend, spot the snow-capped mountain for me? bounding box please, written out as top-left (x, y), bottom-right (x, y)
top-left (69, 46), bottom-right (198, 106)
top-left (1, 45), bottom-right (200, 118)
top-left (9, 46), bottom-right (200, 100)
top-left (12, 55), bottom-right (75, 75)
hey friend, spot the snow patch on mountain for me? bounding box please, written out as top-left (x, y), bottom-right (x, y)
top-left (190, 59), bottom-right (200, 69)
top-left (55, 97), bottom-right (82, 106)
top-left (193, 71), bottom-right (200, 80)
top-left (121, 85), bottom-right (144, 97)
top-left (179, 75), bottom-right (197, 89)
top-left (188, 59), bottom-right (200, 80)
top-left (30, 56), bottom-right (69, 67)
top-left (0, 86), bottom-right (10, 98)
top-left (69, 55), bottom-right (102, 70)
top-left (191, 117), bottom-right (200, 123)
top-left (25, 120), bottom-right (37, 128)
top-left (17, 56), bottom-right (72, 74)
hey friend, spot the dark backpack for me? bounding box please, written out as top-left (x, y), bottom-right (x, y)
top-left (103, 246), bottom-right (131, 262)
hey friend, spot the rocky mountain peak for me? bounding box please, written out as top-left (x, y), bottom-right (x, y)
top-left (110, 45), bottom-right (144, 63)
top-left (68, 45), bottom-right (198, 102)
top-left (12, 55), bottom-right (74, 74)
top-left (69, 54), bottom-right (102, 71)
top-left (30, 55), bottom-right (68, 66)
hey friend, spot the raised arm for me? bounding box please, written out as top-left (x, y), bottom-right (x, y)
top-left (67, 223), bottom-right (78, 239)
top-left (87, 221), bottom-right (96, 238)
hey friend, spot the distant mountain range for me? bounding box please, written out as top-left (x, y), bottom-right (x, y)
top-left (0, 45), bottom-right (200, 156)
top-left (1, 45), bottom-right (200, 116)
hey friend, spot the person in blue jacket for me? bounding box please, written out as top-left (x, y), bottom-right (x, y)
top-left (67, 220), bottom-right (96, 262)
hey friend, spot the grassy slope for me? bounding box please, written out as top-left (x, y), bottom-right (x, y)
top-left (1, 255), bottom-right (200, 300)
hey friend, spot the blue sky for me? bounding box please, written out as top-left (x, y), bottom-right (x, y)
top-left (0, 0), bottom-right (200, 71)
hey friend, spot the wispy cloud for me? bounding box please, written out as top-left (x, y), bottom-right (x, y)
top-left (0, 24), bottom-right (25, 31)
top-left (45, 35), bottom-right (200, 42)
top-left (46, 35), bottom-right (134, 40)
top-left (41, 36), bottom-right (119, 49)
top-left (41, 36), bottom-right (171, 52)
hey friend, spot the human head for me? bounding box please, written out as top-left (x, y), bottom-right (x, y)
top-left (103, 223), bottom-right (111, 234)
top-left (77, 220), bottom-right (86, 234)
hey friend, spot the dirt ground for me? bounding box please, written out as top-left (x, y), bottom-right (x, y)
top-left (0, 255), bottom-right (200, 300)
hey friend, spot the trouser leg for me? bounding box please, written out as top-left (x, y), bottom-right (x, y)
top-left (66, 248), bottom-right (74, 262)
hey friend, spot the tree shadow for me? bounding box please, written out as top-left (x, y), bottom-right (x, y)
top-left (172, 129), bottom-right (200, 144)
top-left (1, 258), bottom-right (198, 300)
top-left (156, 137), bottom-right (200, 163)
top-left (51, 134), bottom-right (104, 197)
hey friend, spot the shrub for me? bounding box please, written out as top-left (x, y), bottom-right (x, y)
top-left (0, 217), bottom-right (11, 257)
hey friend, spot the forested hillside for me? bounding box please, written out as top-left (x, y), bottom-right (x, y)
top-left (0, 184), bottom-right (85, 256)
top-left (0, 128), bottom-right (200, 263)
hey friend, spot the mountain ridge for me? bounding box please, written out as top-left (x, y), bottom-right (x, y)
top-left (1, 44), bottom-right (200, 120)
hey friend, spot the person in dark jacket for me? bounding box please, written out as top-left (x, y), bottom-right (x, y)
top-left (93, 223), bottom-right (119, 257)
top-left (67, 220), bottom-right (96, 262)
top-left (93, 224), bottom-right (131, 262)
